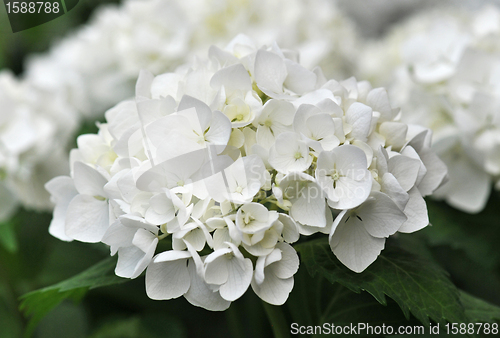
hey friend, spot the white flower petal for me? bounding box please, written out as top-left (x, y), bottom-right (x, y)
top-left (135, 69), bottom-right (154, 98)
top-left (115, 236), bottom-right (158, 279)
top-left (154, 250), bottom-right (192, 263)
top-left (399, 187), bottom-right (429, 233)
top-left (210, 63), bottom-right (252, 93)
top-left (379, 122), bottom-right (408, 150)
top-left (279, 214), bottom-right (300, 243)
top-left (218, 256), bottom-right (253, 302)
top-left (205, 111), bottom-right (232, 146)
top-left (102, 220), bottom-right (136, 255)
top-left (177, 95), bottom-right (212, 131)
top-left (213, 228), bottom-right (232, 250)
top-left (145, 253), bottom-right (190, 300)
top-left (271, 243), bottom-right (299, 279)
top-left (357, 192), bottom-right (407, 238)
top-left (256, 125), bottom-right (276, 150)
top-left (291, 193), bottom-right (326, 228)
top-left (380, 173), bottom-right (410, 211)
top-left (45, 176), bottom-right (78, 242)
top-left (434, 150), bottom-right (490, 213)
top-left (251, 275), bottom-right (294, 306)
top-left (366, 88), bottom-right (394, 122)
top-left (284, 59), bottom-right (317, 95)
top-left (254, 50), bottom-right (287, 95)
top-left (65, 195), bottom-right (109, 243)
top-left (388, 155), bottom-right (421, 191)
top-left (204, 249), bottom-right (231, 285)
top-left (330, 214), bottom-right (385, 273)
top-left (73, 162), bottom-right (108, 197)
top-left (184, 259), bottom-right (231, 311)
top-left (345, 102), bottom-right (372, 142)
top-left (414, 148), bottom-right (448, 196)
top-left (317, 145), bottom-right (371, 210)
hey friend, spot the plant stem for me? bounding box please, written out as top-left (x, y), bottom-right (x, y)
top-left (262, 301), bottom-right (290, 338)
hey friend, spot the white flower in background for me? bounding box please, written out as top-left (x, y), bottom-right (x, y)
top-left (0, 70), bottom-right (78, 221)
top-left (357, 5), bottom-right (500, 213)
top-left (21, 0), bottom-right (358, 121)
top-left (46, 36), bottom-right (446, 309)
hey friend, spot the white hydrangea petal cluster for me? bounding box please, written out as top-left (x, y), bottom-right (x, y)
top-left (357, 5), bottom-right (500, 213)
top-left (24, 0), bottom-right (358, 119)
top-left (0, 70), bottom-right (78, 219)
top-left (47, 36), bottom-right (446, 309)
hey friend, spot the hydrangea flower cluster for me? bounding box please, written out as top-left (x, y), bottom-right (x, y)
top-left (26, 0), bottom-right (357, 120)
top-left (0, 70), bottom-right (78, 220)
top-left (46, 36), bottom-right (446, 310)
top-left (357, 5), bottom-right (500, 213)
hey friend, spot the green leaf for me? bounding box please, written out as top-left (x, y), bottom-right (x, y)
top-left (460, 291), bottom-right (500, 323)
top-left (295, 238), bottom-right (467, 326)
top-left (19, 256), bottom-right (126, 337)
top-left (0, 219), bottom-right (18, 253)
top-left (287, 264), bottom-right (424, 338)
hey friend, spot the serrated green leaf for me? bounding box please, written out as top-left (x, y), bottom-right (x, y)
top-left (287, 264), bottom-right (424, 338)
top-left (461, 291), bottom-right (500, 323)
top-left (19, 256), bottom-right (126, 337)
top-left (295, 238), bottom-right (467, 326)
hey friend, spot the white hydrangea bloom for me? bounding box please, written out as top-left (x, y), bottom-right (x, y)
top-left (0, 70), bottom-right (78, 220)
top-left (357, 5), bottom-right (500, 213)
top-left (46, 36), bottom-right (446, 309)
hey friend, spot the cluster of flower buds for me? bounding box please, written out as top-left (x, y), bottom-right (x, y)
top-left (47, 36), bottom-right (447, 309)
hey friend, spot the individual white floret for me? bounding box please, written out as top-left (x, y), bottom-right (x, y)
top-left (251, 242), bottom-right (299, 305)
top-left (204, 242), bottom-right (253, 302)
top-left (268, 132), bottom-right (313, 174)
top-left (315, 145), bottom-right (372, 210)
top-left (329, 192), bottom-right (407, 273)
